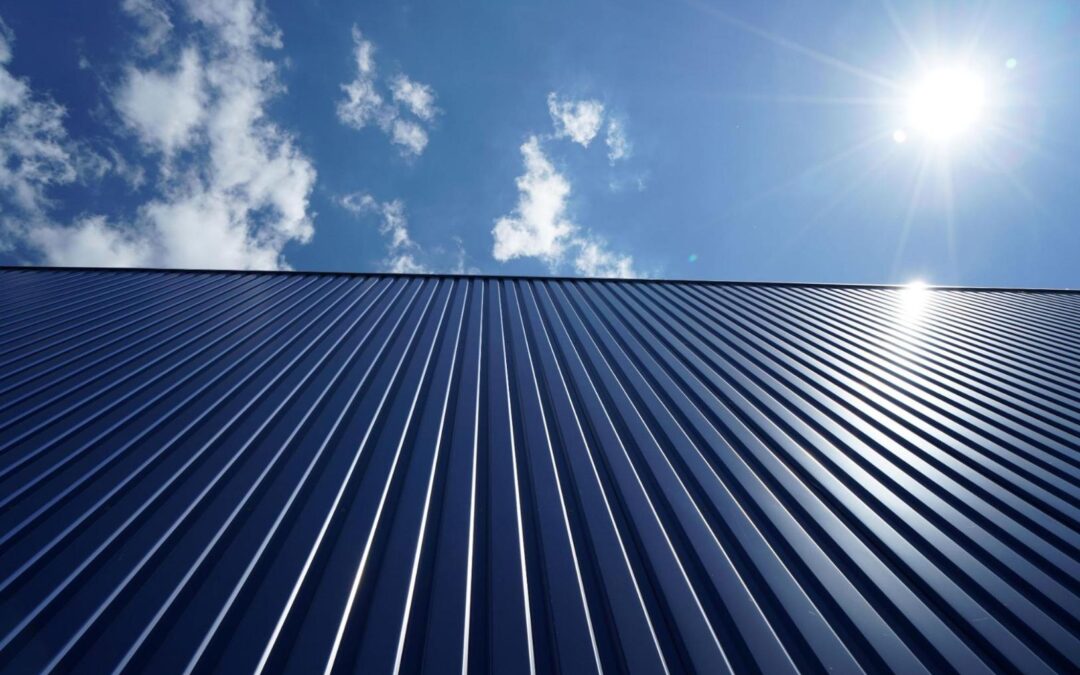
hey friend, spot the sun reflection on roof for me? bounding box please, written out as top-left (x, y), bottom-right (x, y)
top-left (897, 279), bottom-right (929, 326)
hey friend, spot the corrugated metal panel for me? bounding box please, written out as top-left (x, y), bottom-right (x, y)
top-left (0, 267), bottom-right (1077, 674)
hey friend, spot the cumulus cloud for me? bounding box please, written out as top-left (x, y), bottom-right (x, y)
top-left (492, 135), bottom-right (635, 278)
top-left (492, 136), bottom-right (574, 264)
top-left (340, 192), bottom-right (428, 273)
top-left (547, 92), bottom-right (604, 147)
top-left (605, 118), bottom-right (631, 163)
top-left (115, 47), bottom-right (205, 154)
top-left (25, 216), bottom-right (152, 267)
top-left (2, 0), bottom-right (318, 271)
top-left (337, 26), bottom-right (439, 157)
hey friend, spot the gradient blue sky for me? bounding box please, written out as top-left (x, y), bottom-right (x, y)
top-left (0, 0), bottom-right (1077, 287)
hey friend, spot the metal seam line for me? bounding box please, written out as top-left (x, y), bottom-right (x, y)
top-left (323, 280), bottom-right (453, 675)
top-left (497, 281), bottom-right (538, 675)
top-left (461, 281), bottom-right (483, 675)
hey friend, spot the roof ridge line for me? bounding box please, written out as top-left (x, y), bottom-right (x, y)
top-left (2, 265), bottom-right (1077, 294)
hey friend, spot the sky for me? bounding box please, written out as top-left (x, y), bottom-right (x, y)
top-left (0, 0), bottom-right (1078, 287)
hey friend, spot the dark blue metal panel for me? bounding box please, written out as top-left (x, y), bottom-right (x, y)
top-left (0, 268), bottom-right (1077, 674)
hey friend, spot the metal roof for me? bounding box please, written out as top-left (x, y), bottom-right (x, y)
top-left (0, 267), bottom-right (1077, 674)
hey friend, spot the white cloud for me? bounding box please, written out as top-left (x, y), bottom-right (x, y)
top-left (390, 119), bottom-right (428, 156)
top-left (121, 0), bottom-right (173, 54)
top-left (336, 26), bottom-right (438, 157)
top-left (3, 0), bottom-right (318, 271)
top-left (336, 29), bottom-right (391, 131)
top-left (26, 216), bottom-right (152, 267)
top-left (605, 118), bottom-right (631, 163)
top-left (390, 75), bottom-right (437, 121)
top-left (115, 47), bottom-right (205, 155)
top-left (492, 135), bottom-right (636, 277)
top-left (0, 23), bottom-right (80, 216)
top-left (0, 19), bottom-right (140, 270)
top-left (0, 19), bottom-right (12, 64)
top-left (353, 28), bottom-right (376, 75)
top-left (131, 0), bottom-right (317, 269)
top-left (449, 236), bottom-right (475, 274)
top-left (337, 77), bottom-right (390, 130)
top-left (385, 252), bottom-right (427, 273)
top-left (492, 136), bottom-right (574, 264)
top-left (184, 0), bottom-right (282, 50)
top-left (340, 192), bottom-right (429, 273)
top-left (574, 237), bottom-right (635, 278)
top-left (547, 92), bottom-right (604, 147)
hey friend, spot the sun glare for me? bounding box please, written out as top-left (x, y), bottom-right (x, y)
top-left (897, 279), bottom-right (929, 325)
top-left (907, 68), bottom-right (985, 141)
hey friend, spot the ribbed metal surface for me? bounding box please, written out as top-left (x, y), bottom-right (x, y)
top-left (0, 267), bottom-right (1077, 674)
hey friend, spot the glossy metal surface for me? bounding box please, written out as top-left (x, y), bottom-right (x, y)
top-left (0, 268), bottom-right (1077, 674)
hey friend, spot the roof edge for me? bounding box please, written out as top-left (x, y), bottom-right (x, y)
top-left (2, 264), bottom-right (1077, 294)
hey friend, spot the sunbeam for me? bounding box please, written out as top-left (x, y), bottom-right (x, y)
top-left (702, 93), bottom-right (902, 107)
top-left (880, 0), bottom-right (926, 69)
top-left (721, 133), bottom-right (891, 220)
top-left (682, 0), bottom-right (905, 92)
top-left (890, 152), bottom-right (932, 278)
top-left (764, 141), bottom-right (901, 268)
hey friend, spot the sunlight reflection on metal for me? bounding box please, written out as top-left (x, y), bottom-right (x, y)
top-left (897, 279), bottom-right (929, 325)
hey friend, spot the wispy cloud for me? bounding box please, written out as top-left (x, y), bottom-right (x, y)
top-left (547, 92), bottom-right (605, 147)
top-left (605, 118), bottom-right (631, 163)
top-left (390, 75), bottom-right (437, 121)
top-left (390, 119), bottom-right (428, 157)
top-left (574, 236), bottom-right (635, 278)
top-left (337, 29), bottom-right (391, 129)
top-left (0, 19), bottom-right (110, 218)
top-left (546, 92), bottom-right (633, 164)
top-left (121, 0), bottom-right (173, 54)
top-left (337, 26), bottom-right (439, 157)
top-left (3, 0), bottom-right (319, 270)
top-left (492, 134), bottom-right (636, 278)
top-left (340, 192), bottom-right (428, 273)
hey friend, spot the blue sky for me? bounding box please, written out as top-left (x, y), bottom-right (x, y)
top-left (0, 0), bottom-right (1077, 287)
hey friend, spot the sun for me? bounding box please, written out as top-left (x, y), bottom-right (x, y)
top-left (906, 68), bottom-right (986, 141)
